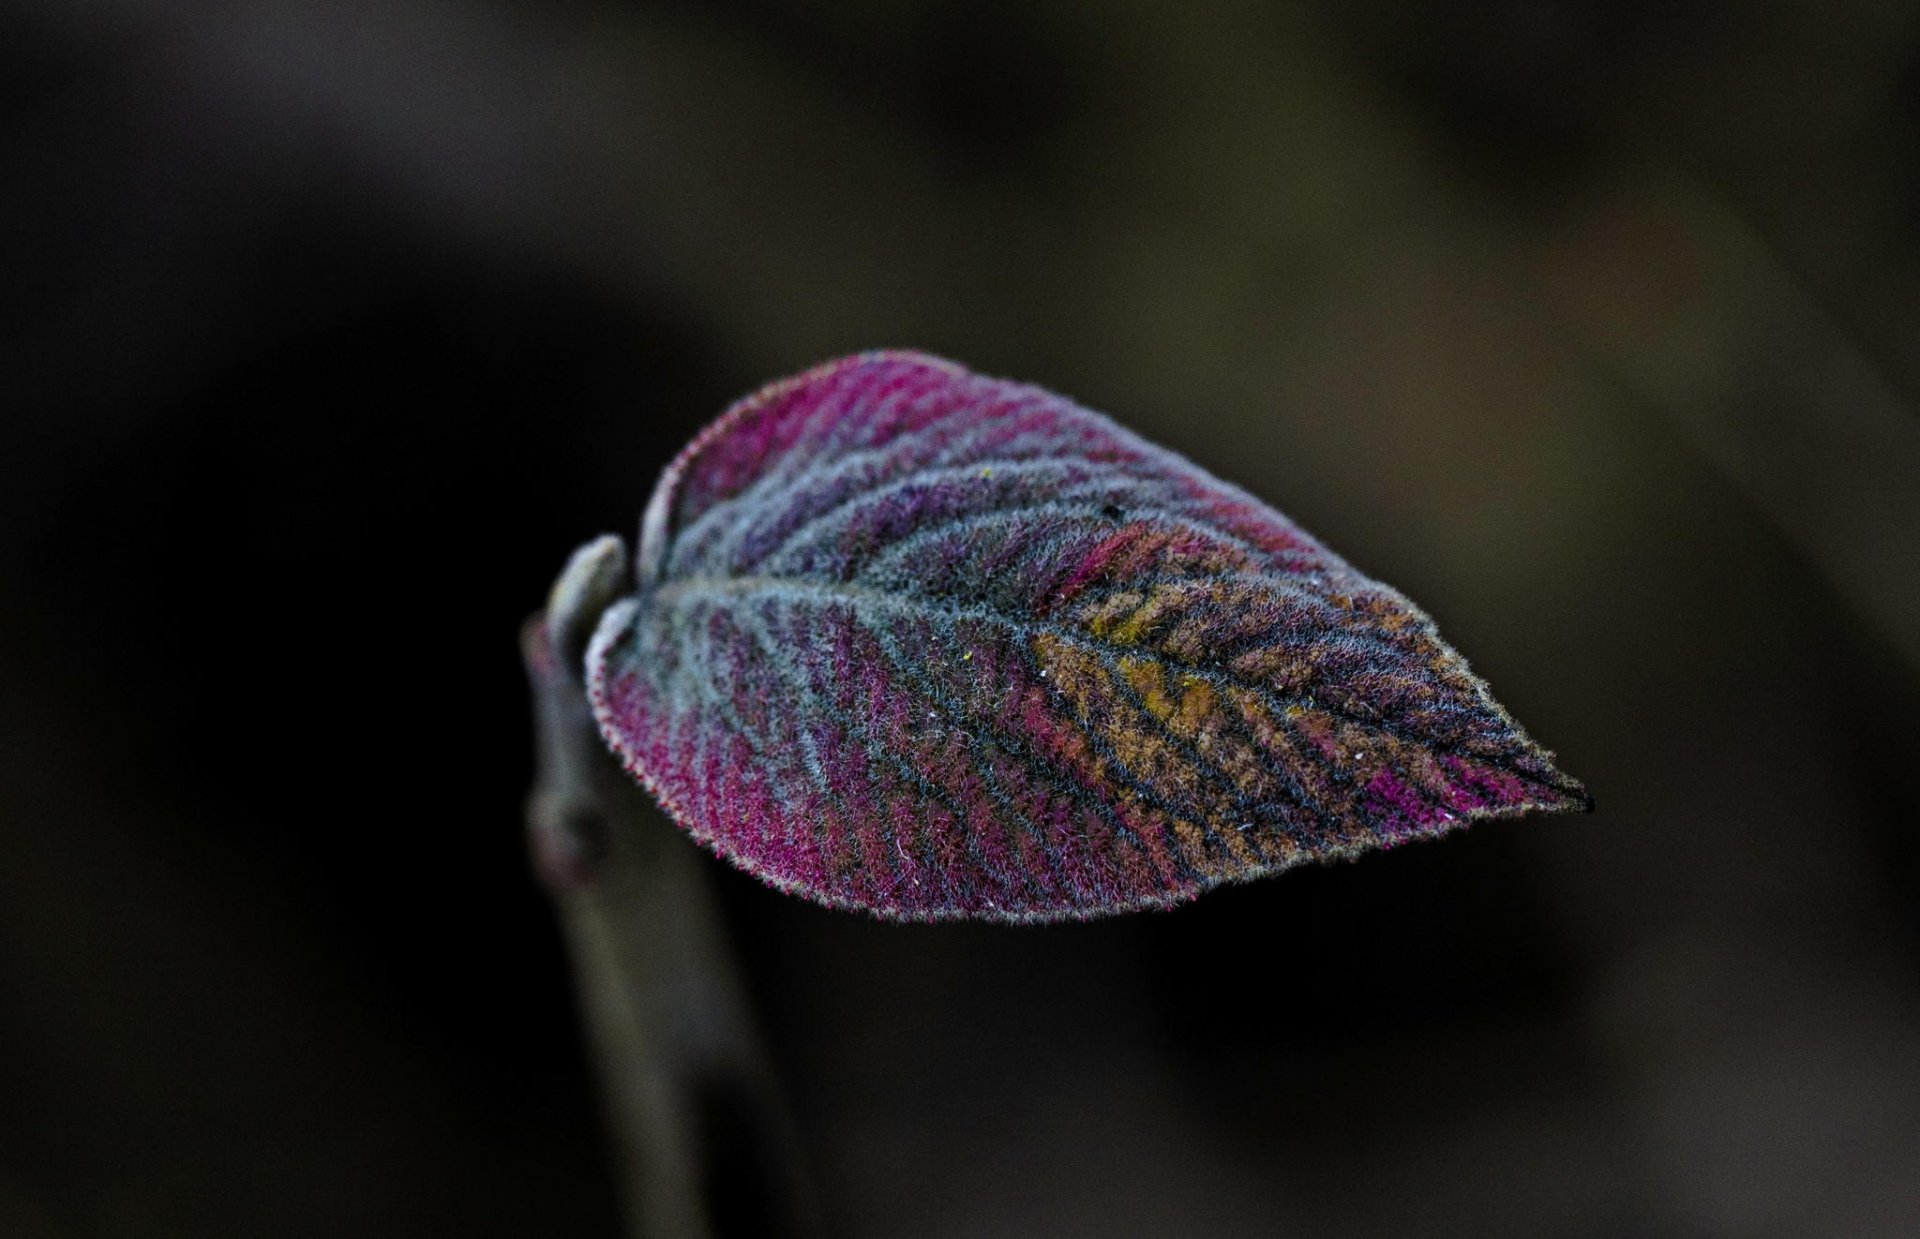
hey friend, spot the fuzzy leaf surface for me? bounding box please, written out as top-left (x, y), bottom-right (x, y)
top-left (588, 352), bottom-right (1588, 921)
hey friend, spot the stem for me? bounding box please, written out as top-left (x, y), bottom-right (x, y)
top-left (524, 537), bottom-right (816, 1239)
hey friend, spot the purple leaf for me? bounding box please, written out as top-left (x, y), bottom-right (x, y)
top-left (587, 351), bottom-right (1589, 922)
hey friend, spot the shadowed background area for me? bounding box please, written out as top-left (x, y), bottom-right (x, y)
top-left (5, 1), bottom-right (1920, 1236)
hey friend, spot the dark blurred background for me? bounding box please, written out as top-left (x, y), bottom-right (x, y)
top-left (6, 1), bottom-right (1920, 1235)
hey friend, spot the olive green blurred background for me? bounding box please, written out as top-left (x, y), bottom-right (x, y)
top-left (5, 2), bottom-right (1919, 1236)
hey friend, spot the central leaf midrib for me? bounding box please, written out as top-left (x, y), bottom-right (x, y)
top-left (647, 574), bottom-right (1535, 778)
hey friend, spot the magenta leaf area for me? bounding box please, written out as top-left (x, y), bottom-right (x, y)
top-left (587, 351), bottom-right (1589, 922)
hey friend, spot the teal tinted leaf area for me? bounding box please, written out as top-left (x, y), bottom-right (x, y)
top-left (588, 351), bottom-right (1588, 922)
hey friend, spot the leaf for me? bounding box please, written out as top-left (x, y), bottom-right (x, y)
top-left (587, 351), bottom-right (1589, 922)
